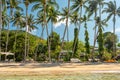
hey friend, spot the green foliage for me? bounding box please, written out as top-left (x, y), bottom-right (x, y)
top-left (49, 32), bottom-right (60, 51)
top-left (72, 28), bottom-right (79, 58)
top-left (103, 32), bottom-right (118, 52)
top-left (102, 51), bottom-right (112, 61)
top-left (117, 43), bottom-right (120, 47)
top-left (84, 23), bottom-right (90, 60)
top-left (97, 27), bottom-right (104, 60)
top-left (1, 30), bottom-right (40, 61)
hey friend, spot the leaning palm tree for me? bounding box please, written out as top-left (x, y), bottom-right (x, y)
top-left (70, 12), bottom-right (80, 57)
top-left (103, 0), bottom-right (120, 57)
top-left (59, 0), bottom-right (70, 52)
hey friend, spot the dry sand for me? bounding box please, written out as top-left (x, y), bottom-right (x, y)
top-left (0, 62), bottom-right (120, 76)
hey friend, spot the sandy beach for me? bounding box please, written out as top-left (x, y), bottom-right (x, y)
top-left (0, 62), bottom-right (120, 76)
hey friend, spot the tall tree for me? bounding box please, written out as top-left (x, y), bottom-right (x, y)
top-left (70, 0), bottom-right (86, 57)
top-left (81, 15), bottom-right (90, 61)
top-left (32, 0), bottom-right (58, 62)
top-left (59, 0), bottom-right (70, 60)
top-left (103, 0), bottom-right (120, 57)
top-left (72, 28), bottom-right (78, 58)
top-left (86, 0), bottom-right (105, 59)
top-left (6, 0), bottom-right (23, 58)
top-left (70, 12), bottom-right (80, 57)
top-left (23, 0), bottom-right (35, 62)
top-left (22, 14), bottom-right (38, 58)
top-left (11, 11), bottom-right (24, 56)
top-left (0, 0), bottom-right (2, 61)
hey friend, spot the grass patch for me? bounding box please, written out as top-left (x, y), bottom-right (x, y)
top-left (0, 73), bottom-right (120, 80)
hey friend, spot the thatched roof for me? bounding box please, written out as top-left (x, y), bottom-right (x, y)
top-left (0, 52), bottom-right (14, 55)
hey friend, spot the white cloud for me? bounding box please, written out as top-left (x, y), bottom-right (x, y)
top-left (30, 29), bottom-right (37, 35)
top-left (53, 16), bottom-right (70, 28)
top-left (110, 28), bottom-right (120, 33)
top-left (115, 28), bottom-right (120, 33)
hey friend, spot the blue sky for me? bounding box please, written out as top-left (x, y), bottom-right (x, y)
top-left (9, 0), bottom-right (120, 45)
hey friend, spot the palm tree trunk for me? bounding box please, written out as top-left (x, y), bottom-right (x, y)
top-left (41, 26), bottom-right (45, 39)
top-left (25, 5), bottom-right (28, 62)
top-left (67, 0), bottom-right (70, 42)
top-left (5, 20), bottom-right (10, 52)
top-left (113, 14), bottom-right (116, 58)
top-left (34, 25), bottom-right (45, 61)
top-left (72, 7), bottom-right (82, 57)
top-left (44, 0), bottom-right (51, 62)
top-left (59, 0), bottom-right (70, 60)
top-left (0, 0), bottom-right (2, 61)
top-left (91, 10), bottom-right (97, 60)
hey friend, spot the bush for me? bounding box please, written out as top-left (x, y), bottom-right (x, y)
top-left (102, 52), bottom-right (112, 61)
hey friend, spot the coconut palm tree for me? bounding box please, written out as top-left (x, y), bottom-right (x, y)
top-left (70, 0), bottom-right (86, 58)
top-left (23, 0), bottom-right (35, 62)
top-left (32, 0), bottom-right (59, 62)
top-left (47, 6), bottom-right (59, 34)
top-left (21, 14), bottom-right (38, 58)
top-left (81, 15), bottom-right (91, 60)
top-left (5, 0), bottom-right (23, 59)
top-left (0, 0), bottom-right (7, 61)
top-left (70, 12), bottom-right (80, 57)
top-left (47, 6), bottom-right (59, 60)
top-left (2, 9), bottom-right (9, 54)
top-left (0, 0), bottom-right (2, 61)
top-left (34, 12), bottom-right (45, 61)
top-left (103, 0), bottom-right (120, 57)
top-left (59, 0), bottom-right (70, 51)
top-left (7, 0), bottom-right (23, 17)
top-left (86, 0), bottom-right (98, 60)
top-left (35, 12), bottom-right (45, 38)
top-left (11, 11), bottom-right (24, 60)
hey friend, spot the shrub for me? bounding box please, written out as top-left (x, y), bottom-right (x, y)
top-left (102, 52), bottom-right (112, 61)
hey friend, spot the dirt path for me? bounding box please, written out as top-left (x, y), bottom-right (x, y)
top-left (0, 63), bottom-right (120, 76)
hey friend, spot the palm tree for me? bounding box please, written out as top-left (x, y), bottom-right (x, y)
top-left (5, 0), bottom-right (23, 59)
top-left (59, 0), bottom-right (70, 52)
top-left (0, 0), bottom-right (7, 61)
top-left (22, 14), bottom-right (38, 58)
top-left (47, 6), bottom-right (59, 34)
top-left (35, 12), bottom-right (45, 38)
top-left (32, 0), bottom-right (58, 62)
top-left (23, 0), bottom-right (35, 62)
top-left (7, 0), bottom-right (23, 17)
top-left (86, 0), bottom-right (103, 59)
top-left (34, 12), bottom-right (45, 61)
top-left (70, 0), bottom-right (86, 58)
top-left (47, 6), bottom-right (59, 60)
top-left (0, 0), bottom-right (2, 61)
top-left (81, 15), bottom-right (91, 60)
top-left (2, 9), bottom-right (9, 54)
top-left (70, 12), bottom-right (80, 57)
top-left (103, 0), bottom-right (120, 57)
top-left (11, 11), bottom-right (24, 61)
